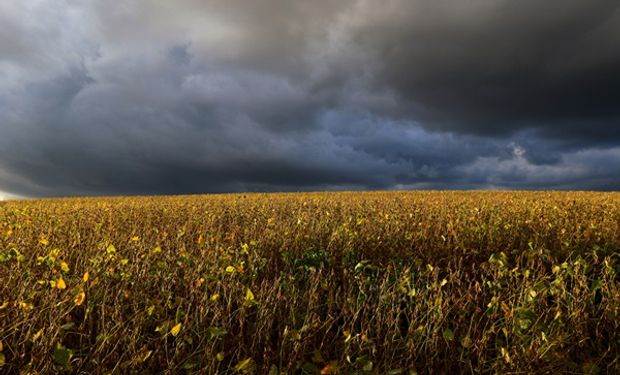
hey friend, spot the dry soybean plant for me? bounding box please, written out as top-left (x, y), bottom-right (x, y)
top-left (0, 191), bottom-right (619, 373)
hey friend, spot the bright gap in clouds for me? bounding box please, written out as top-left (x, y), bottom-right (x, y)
top-left (0, 191), bottom-right (23, 201)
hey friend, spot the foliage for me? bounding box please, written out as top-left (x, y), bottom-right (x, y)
top-left (0, 191), bottom-right (619, 373)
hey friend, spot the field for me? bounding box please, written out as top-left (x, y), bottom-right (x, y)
top-left (0, 191), bottom-right (619, 374)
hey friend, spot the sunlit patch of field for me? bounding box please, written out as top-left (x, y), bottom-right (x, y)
top-left (0, 191), bottom-right (619, 373)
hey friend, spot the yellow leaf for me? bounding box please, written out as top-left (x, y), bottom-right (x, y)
top-left (39, 237), bottom-right (49, 246)
top-left (0, 301), bottom-right (8, 309)
top-left (152, 246), bottom-right (162, 254)
top-left (106, 244), bottom-right (116, 254)
top-left (130, 236), bottom-right (140, 242)
top-left (500, 347), bottom-right (511, 363)
top-left (0, 340), bottom-right (3, 351)
top-left (120, 258), bottom-right (129, 265)
top-left (20, 302), bottom-right (33, 310)
top-left (141, 350), bottom-right (153, 362)
top-left (244, 288), bottom-right (256, 306)
top-left (170, 323), bottom-right (182, 337)
top-left (196, 234), bottom-right (205, 245)
top-left (32, 329), bottom-right (44, 341)
top-left (74, 291), bottom-right (86, 306)
top-left (216, 352), bottom-right (225, 361)
top-left (82, 272), bottom-right (89, 282)
top-left (60, 262), bottom-right (70, 273)
top-left (225, 266), bottom-right (235, 273)
top-left (56, 277), bottom-right (66, 290)
top-left (210, 293), bottom-right (220, 302)
top-left (0, 352), bottom-right (5, 367)
top-left (49, 248), bottom-right (60, 259)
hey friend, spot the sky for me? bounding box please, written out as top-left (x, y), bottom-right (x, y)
top-left (1, 0), bottom-right (619, 198)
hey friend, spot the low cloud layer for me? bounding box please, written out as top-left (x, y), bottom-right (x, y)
top-left (1, 1), bottom-right (619, 197)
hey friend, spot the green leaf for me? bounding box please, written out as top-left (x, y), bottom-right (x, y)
top-left (312, 349), bottom-right (324, 363)
top-left (207, 326), bottom-right (227, 340)
top-left (175, 308), bottom-right (185, 322)
top-left (443, 328), bottom-right (454, 342)
top-left (53, 343), bottom-right (73, 368)
top-left (516, 308), bottom-right (536, 331)
top-left (582, 361), bottom-right (600, 375)
top-left (301, 362), bottom-right (319, 374)
top-left (182, 362), bottom-right (198, 370)
top-left (234, 357), bottom-right (255, 374)
top-left (60, 322), bottom-right (75, 330)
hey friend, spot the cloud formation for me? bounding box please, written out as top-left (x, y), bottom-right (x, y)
top-left (1, 1), bottom-right (619, 197)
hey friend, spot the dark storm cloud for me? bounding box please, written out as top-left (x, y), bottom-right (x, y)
top-left (1, 0), bottom-right (620, 198)
top-left (349, 0), bottom-right (620, 141)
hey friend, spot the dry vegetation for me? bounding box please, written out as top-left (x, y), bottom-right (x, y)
top-left (0, 191), bottom-right (619, 374)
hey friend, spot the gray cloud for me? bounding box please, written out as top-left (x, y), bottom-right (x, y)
top-left (0, 0), bottom-right (619, 197)
top-left (348, 0), bottom-right (620, 140)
